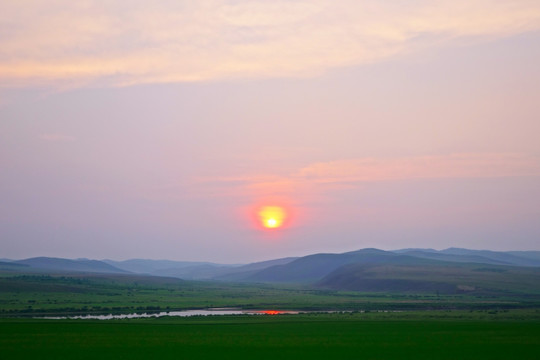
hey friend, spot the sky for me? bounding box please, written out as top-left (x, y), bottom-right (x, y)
top-left (1, 0), bottom-right (540, 263)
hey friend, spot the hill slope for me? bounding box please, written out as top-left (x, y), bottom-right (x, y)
top-left (239, 249), bottom-right (423, 283)
top-left (103, 259), bottom-right (235, 275)
top-left (15, 257), bottom-right (129, 274)
top-left (316, 261), bottom-right (540, 295)
top-left (439, 248), bottom-right (540, 267)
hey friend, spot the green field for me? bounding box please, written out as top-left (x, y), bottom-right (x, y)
top-left (2, 271), bottom-right (540, 359)
top-left (2, 312), bottom-right (540, 359)
top-left (2, 272), bottom-right (539, 316)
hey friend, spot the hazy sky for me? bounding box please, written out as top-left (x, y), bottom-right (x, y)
top-left (2, 1), bottom-right (540, 262)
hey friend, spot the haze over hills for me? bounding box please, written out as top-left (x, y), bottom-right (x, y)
top-left (0, 261), bottom-right (28, 271)
top-left (225, 248), bottom-right (540, 295)
top-left (393, 248), bottom-right (540, 267)
top-left (103, 257), bottom-right (299, 280)
top-left (11, 257), bottom-right (129, 274)
top-left (218, 248), bottom-right (540, 284)
top-left (102, 259), bottom-right (239, 278)
top-left (2, 248), bottom-right (540, 295)
top-left (1, 255), bottom-right (299, 280)
top-left (506, 251), bottom-right (540, 262)
top-left (316, 261), bottom-right (540, 295)
top-left (231, 248), bottom-right (402, 283)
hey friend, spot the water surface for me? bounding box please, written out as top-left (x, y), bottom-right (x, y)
top-left (39, 309), bottom-right (299, 320)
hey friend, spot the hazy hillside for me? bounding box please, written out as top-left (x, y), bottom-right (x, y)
top-left (101, 257), bottom-right (299, 280)
top-left (316, 261), bottom-right (540, 295)
top-left (392, 250), bottom-right (512, 266)
top-left (507, 251), bottom-right (540, 262)
top-left (228, 248), bottom-right (540, 288)
top-left (5, 248), bottom-right (540, 288)
top-left (213, 257), bottom-right (299, 281)
top-left (0, 261), bottom-right (29, 271)
top-left (439, 248), bottom-right (540, 267)
top-left (151, 264), bottom-right (235, 279)
top-left (15, 257), bottom-right (129, 274)
top-left (103, 259), bottom-right (237, 275)
top-left (141, 257), bottom-right (298, 280)
top-left (394, 248), bottom-right (540, 267)
top-left (238, 249), bottom-right (416, 283)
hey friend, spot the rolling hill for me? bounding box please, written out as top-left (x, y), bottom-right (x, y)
top-left (102, 259), bottom-right (235, 275)
top-left (3, 248), bottom-right (540, 295)
top-left (217, 248), bottom-right (540, 296)
top-left (315, 261), bottom-right (540, 295)
top-left (102, 257), bottom-right (298, 280)
top-left (234, 249), bottom-right (413, 283)
top-left (14, 257), bottom-right (129, 274)
top-left (431, 248), bottom-right (540, 267)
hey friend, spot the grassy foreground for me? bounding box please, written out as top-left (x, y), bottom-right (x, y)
top-left (2, 312), bottom-right (540, 359)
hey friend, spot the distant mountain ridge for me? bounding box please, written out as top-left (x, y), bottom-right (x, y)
top-left (104, 257), bottom-right (299, 280)
top-left (235, 248), bottom-right (398, 283)
top-left (208, 248), bottom-right (540, 292)
top-left (2, 248), bottom-right (539, 292)
top-left (231, 248), bottom-right (458, 284)
top-left (13, 257), bottom-right (129, 274)
top-left (315, 260), bottom-right (540, 295)
top-left (102, 259), bottom-right (238, 276)
top-left (394, 248), bottom-right (540, 267)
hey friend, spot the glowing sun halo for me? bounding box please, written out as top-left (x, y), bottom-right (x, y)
top-left (258, 206), bottom-right (286, 229)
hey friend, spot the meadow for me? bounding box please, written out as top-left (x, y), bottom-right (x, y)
top-left (2, 271), bottom-right (540, 359)
top-left (2, 271), bottom-right (539, 316)
top-left (2, 311), bottom-right (540, 359)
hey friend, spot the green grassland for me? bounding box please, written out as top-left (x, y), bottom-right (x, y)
top-left (317, 262), bottom-right (540, 295)
top-left (2, 312), bottom-right (540, 359)
top-left (2, 271), bottom-right (540, 359)
top-left (2, 271), bottom-right (539, 316)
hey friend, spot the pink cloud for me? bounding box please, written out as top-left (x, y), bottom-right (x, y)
top-left (197, 153), bottom-right (540, 203)
top-left (294, 153), bottom-right (540, 183)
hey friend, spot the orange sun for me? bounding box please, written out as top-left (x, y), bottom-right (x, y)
top-left (258, 206), bottom-right (286, 229)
